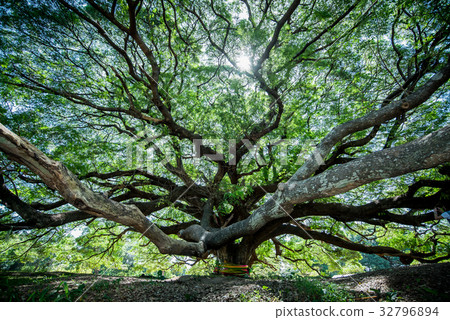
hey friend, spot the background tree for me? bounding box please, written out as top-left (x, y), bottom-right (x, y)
top-left (0, 0), bottom-right (449, 274)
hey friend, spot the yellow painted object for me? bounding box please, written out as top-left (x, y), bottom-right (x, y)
top-left (214, 263), bottom-right (250, 277)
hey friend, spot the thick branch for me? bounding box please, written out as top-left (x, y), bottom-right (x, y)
top-left (291, 58), bottom-right (450, 182)
top-left (192, 124), bottom-right (450, 248)
top-left (0, 123), bottom-right (205, 256)
top-left (271, 224), bottom-right (443, 263)
top-left (0, 175), bottom-right (91, 229)
top-left (178, 62), bottom-right (450, 248)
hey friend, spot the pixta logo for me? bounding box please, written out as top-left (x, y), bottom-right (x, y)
top-left (126, 129), bottom-right (174, 170)
top-left (127, 130), bottom-right (324, 170)
top-left (192, 138), bottom-right (324, 166)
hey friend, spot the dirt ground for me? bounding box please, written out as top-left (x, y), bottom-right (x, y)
top-left (1, 262), bottom-right (449, 302)
top-left (329, 262), bottom-right (450, 302)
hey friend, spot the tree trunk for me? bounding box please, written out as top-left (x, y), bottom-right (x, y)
top-left (216, 243), bottom-right (253, 266)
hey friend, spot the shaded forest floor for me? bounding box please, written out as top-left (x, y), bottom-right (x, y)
top-left (1, 263), bottom-right (449, 302)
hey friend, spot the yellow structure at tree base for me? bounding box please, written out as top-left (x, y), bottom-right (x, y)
top-left (213, 263), bottom-right (250, 277)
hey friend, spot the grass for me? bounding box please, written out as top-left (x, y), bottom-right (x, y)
top-left (2, 272), bottom-right (354, 302)
top-left (294, 276), bottom-right (354, 302)
top-left (238, 285), bottom-right (282, 302)
top-left (0, 272), bottom-right (93, 302)
top-left (25, 281), bottom-right (88, 302)
top-left (0, 276), bottom-right (88, 301)
top-left (0, 272), bottom-right (354, 302)
top-left (2, 266), bottom-right (445, 302)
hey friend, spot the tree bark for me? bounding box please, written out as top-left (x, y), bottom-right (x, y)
top-left (190, 124), bottom-right (450, 248)
top-left (2, 60), bottom-right (450, 256)
top-left (0, 123), bottom-right (205, 256)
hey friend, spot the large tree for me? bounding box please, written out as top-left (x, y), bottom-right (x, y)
top-left (0, 0), bottom-right (449, 271)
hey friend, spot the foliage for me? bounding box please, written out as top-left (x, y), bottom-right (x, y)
top-left (294, 276), bottom-right (354, 302)
top-left (0, 273), bottom-right (87, 302)
top-left (0, 0), bottom-right (449, 276)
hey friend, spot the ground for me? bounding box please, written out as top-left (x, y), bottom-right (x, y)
top-left (1, 263), bottom-right (449, 302)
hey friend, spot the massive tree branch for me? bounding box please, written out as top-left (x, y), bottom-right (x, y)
top-left (269, 224), bottom-right (448, 263)
top-left (0, 174), bottom-right (91, 229)
top-left (176, 61), bottom-right (450, 248)
top-left (183, 124), bottom-right (450, 248)
top-left (0, 123), bottom-right (205, 256)
top-left (291, 59), bottom-right (450, 182)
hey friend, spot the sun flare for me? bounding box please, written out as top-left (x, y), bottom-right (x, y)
top-left (236, 54), bottom-right (251, 71)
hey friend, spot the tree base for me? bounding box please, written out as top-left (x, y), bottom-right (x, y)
top-left (213, 263), bottom-right (251, 277)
